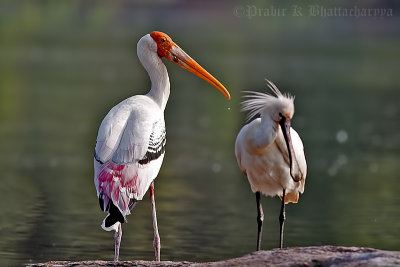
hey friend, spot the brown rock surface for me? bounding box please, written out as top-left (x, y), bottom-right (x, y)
top-left (27, 246), bottom-right (400, 267)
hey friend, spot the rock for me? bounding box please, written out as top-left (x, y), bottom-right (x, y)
top-left (27, 246), bottom-right (400, 267)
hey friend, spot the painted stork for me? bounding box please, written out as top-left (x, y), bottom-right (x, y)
top-left (94, 31), bottom-right (230, 261)
top-left (235, 80), bottom-right (306, 250)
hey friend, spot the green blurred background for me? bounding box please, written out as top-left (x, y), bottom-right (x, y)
top-left (0, 0), bottom-right (399, 266)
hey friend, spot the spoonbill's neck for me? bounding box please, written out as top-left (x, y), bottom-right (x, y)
top-left (251, 115), bottom-right (278, 149)
top-left (137, 41), bottom-right (170, 111)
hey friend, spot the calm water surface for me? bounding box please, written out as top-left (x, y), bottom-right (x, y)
top-left (0, 2), bottom-right (399, 266)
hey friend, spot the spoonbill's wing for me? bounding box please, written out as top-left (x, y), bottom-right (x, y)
top-left (290, 128), bottom-right (307, 181)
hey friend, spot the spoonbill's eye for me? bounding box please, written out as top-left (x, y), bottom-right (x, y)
top-left (160, 37), bottom-right (166, 42)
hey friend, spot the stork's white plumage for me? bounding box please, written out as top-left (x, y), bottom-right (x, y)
top-left (94, 31), bottom-right (230, 261)
top-left (235, 80), bottom-right (307, 250)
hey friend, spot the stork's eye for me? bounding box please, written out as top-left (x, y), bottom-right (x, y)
top-left (160, 37), bottom-right (166, 42)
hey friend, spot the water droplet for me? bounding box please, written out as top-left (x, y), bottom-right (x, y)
top-left (336, 130), bottom-right (348, 143)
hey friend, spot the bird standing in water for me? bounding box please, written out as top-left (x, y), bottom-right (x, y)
top-left (235, 80), bottom-right (306, 250)
top-left (94, 31), bottom-right (230, 261)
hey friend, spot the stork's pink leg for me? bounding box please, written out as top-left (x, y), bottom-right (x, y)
top-left (150, 182), bottom-right (160, 261)
top-left (114, 223), bottom-right (122, 261)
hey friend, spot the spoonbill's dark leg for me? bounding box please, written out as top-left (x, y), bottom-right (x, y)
top-left (150, 182), bottom-right (160, 261)
top-left (279, 188), bottom-right (286, 249)
top-left (114, 224), bottom-right (122, 261)
top-left (256, 191), bottom-right (264, 251)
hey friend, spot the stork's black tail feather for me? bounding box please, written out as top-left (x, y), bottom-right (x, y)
top-left (105, 202), bottom-right (125, 228)
top-left (99, 194), bottom-right (137, 232)
top-left (100, 198), bottom-right (125, 232)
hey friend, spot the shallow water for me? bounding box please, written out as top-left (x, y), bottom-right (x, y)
top-left (0, 2), bottom-right (399, 266)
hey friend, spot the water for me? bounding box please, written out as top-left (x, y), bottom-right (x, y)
top-left (0, 2), bottom-right (399, 266)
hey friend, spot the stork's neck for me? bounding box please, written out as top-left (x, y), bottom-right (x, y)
top-left (250, 115), bottom-right (278, 150)
top-left (138, 41), bottom-right (170, 111)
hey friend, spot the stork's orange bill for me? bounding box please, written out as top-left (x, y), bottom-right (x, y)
top-left (150, 31), bottom-right (230, 100)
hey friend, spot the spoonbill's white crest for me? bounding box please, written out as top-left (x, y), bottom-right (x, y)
top-left (94, 31), bottom-right (230, 261)
top-left (235, 80), bottom-right (306, 250)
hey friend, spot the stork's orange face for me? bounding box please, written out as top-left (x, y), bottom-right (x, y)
top-left (150, 31), bottom-right (230, 100)
top-left (150, 31), bottom-right (174, 59)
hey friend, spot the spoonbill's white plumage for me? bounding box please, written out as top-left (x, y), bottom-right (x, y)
top-left (94, 31), bottom-right (230, 261)
top-left (235, 80), bottom-right (307, 250)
